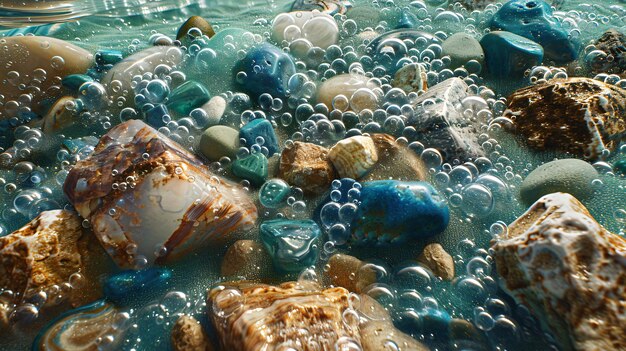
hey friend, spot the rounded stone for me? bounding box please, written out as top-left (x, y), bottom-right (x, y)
top-left (259, 178), bottom-right (291, 208)
top-left (198, 125), bottom-right (240, 161)
top-left (233, 43), bottom-right (296, 99)
top-left (392, 63), bottom-right (427, 94)
top-left (325, 253), bottom-right (377, 293)
top-left (480, 31), bottom-right (544, 78)
top-left (520, 158), bottom-right (598, 205)
top-left (272, 11), bottom-right (339, 50)
top-left (199, 96), bottom-right (227, 126)
top-left (221, 240), bottom-right (272, 278)
top-left (360, 320), bottom-right (430, 351)
top-left (177, 16), bottom-right (215, 40)
top-left (171, 315), bottom-right (213, 351)
top-left (317, 73), bottom-right (379, 112)
top-left (441, 33), bottom-right (485, 69)
top-left (417, 243), bottom-right (455, 281)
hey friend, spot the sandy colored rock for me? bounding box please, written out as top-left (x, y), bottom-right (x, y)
top-left (0, 210), bottom-right (105, 307)
top-left (492, 192), bottom-right (626, 351)
top-left (221, 240), bottom-right (272, 279)
top-left (363, 133), bottom-right (428, 182)
top-left (317, 73), bottom-right (379, 112)
top-left (328, 135), bottom-right (378, 179)
top-left (326, 253), bottom-right (377, 293)
top-left (417, 243), bottom-right (455, 281)
top-left (504, 78), bottom-right (626, 159)
top-left (393, 63), bottom-right (427, 94)
top-left (177, 16), bottom-right (215, 40)
top-left (360, 320), bottom-right (430, 351)
top-left (171, 315), bottom-right (212, 351)
top-left (279, 141), bottom-right (337, 194)
top-left (0, 36), bottom-right (93, 118)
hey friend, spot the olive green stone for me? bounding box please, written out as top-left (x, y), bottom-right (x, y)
top-left (198, 125), bottom-right (239, 161)
top-left (441, 32), bottom-right (485, 69)
top-left (177, 16), bottom-right (215, 40)
top-left (232, 153), bottom-right (268, 186)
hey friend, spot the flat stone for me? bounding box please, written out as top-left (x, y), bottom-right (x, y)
top-left (480, 31), bottom-right (544, 78)
top-left (232, 152), bottom-right (269, 186)
top-left (409, 77), bottom-right (485, 161)
top-left (272, 11), bottom-right (339, 50)
top-left (417, 243), bottom-right (455, 280)
top-left (279, 141), bottom-right (338, 194)
top-left (504, 77), bottom-right (626, 159)
top-left (328, 135), bottom-right (378, 179)
top-left (442, 33), bottom-right (485, 69)
top-left (221, 240), bottom-right (273, 278)
top-left (177, 16), bottom-right (215, 40)
top-left (392, 63), bottom-right (427, 94)
top-left (260, 219), bottom-right (321, 273)
top-left (492, 192), bottom-right (626, 351)
top-left (316, 73), bottom-right (379, 112)
top-left (0, 36), bottom-right (94, 118)
top-left (520, 158), bottom-right (598, 205)
top-left (63, 120), bottom-right (257, 268)
top-left (198, 125), bottom-right (240, 161)
top-left (171, 315), bottom-right (213, 351)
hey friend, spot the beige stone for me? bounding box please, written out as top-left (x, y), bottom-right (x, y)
top-left (360, 320), bottom-right (430, 351)
top-left (317, 73), bottom-right (379, 112)
top-left (392, 63), bottom-right (428, 94)
top-left (417, 243), bottom-right (455, 281)
top-left (171, 315), bottom-right (212, 351)
top-left (221, 240), bottom-right (272, 279)
top-left (362, 133), bottom-right (428, 182)
top-left (328, 135), bottom-right (378, 179)
top-left (279, 141), bottom-right (337, 194)
top-left (326, 253), bottom-right (377, 293)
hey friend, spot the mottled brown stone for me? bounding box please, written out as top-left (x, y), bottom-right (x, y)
top-left (363, 133), bottom-right (428, 182)
top-left (279, 141), bottom-right (338, 194)
top-left (171, 315), bottom-right (213, 351)
top-left (592, 29), bottom-right (626, 76)
top-left (504, 78), bottom-right (626, 159)
top-left (221, 240), bottom-right (273, 279)
top-left (491, 192), bottom-right (626, 351)
top-left (177, 16), bottom-right (215, 40)
top-left (417, 243), bottom-right (455, 281)
top-left (325, 253), bottom-right (377, 293)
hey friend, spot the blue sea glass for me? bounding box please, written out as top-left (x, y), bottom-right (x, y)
top-left (239, 118), bottom-right (279, 156)
top-left (260, 219), bottom-right (321, 273)
top-left (103, 268), bottom-right (172, 304)
top-left (166, 80), bottom-right (211, 115)
top-left (259, 179), bottom-right (291, 208)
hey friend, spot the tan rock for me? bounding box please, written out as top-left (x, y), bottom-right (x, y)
top-left (221, 240), bottom-right (272, 279)
top-left (417, 243), bottom-right (455, 281)
top-left (279, 141), bottom-right (337, 194)
top-left (177, 16), bottom-right (215, 40)
top-left (492, 192), bottom-right (626, 351)
top-left (392, 63), bottom-right (428, 94)
top-left (328, 135), bottom-right (378, 179)
top-left (360, 320), bottom-right (430, 351)
top-left (504, 78), bottom-right (626, 159)
top-left (41, 95), bottom-right (76, 134)
top-left (0, 36), bottom-right (93, 117)
top-left (0, 210), bottom-right (105, 307)
top-left (363, 133), bottom-right (428, 182)
top-left (326, 253), bottom-right (377, 293)
top-left (317, 73), bottom-right (379, 112)
top-left (171, 315), bottom-right (212, 351)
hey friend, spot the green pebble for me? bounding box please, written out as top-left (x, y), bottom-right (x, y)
top-left (166, 80), bottom-right (211, 115)
top-left (232, 152), bottom-right (268, 186)
top-left (441, 33), bottom-right (485, 69)
top-left (259, 179), bottom-right (291, 208)
top-left (614, 160), bottom-right (626, 176)
top-left (177, 16), bottom-right (215, 40)
top-left (198, 125), bottom-right (239, 161)
top-left (520, 158), bottom-right (598, 205)
top-left (62, 74), bottom-right (94, 92)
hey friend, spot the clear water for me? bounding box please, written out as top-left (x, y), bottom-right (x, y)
top-left (1, 0), bottom-right (625, 350)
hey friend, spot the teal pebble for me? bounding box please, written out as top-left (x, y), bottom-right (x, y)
top-left (62, 74), bottom-right (94, 92)
top-left (95, 49), bottom-right (124, 66)
top-left (614, 160), bottom-right (626, 176)
top-left (520, 158), bottom-right (598, 205)
top-left (260, 219), bottom-right (321, 273)
top-left (480, 31), bottom-right (543, 78)
top-left (166, 80), bottom-right (211, 115)
top-left (259, 178), bottom-right (291, 208)
top-left (103, 268), bottom-right (172, 305)
top-left (232, 152), bottom-right (269, 186)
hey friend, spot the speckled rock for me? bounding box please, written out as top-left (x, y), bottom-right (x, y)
top-left (325, 253), bottom-right (377, 293)
top-left (492, 192), bottom-right (626, 351)
top-left (177, 16), bottom-right (215, 40)
top-left (504, 78), bottom-right (626, 159)
top-left (362, 133), bottom-right (428, 182)
top-left (590, 29), bottom-right (626, 76)
top-left (328, 135), bottom-right (378, 179)
top-left (0, 210), bottom-right (104, 308)
top-left (360, 320), bottom-right (430, 351)
top-left (520, 158), bottom-right (598, 205)
top-left (392, 63), bottom-right (428, 94)
top-left (208, 281), bottom-right (361, 351)
top-left (0, 36), bottom-right (93, 118)
top-left (221, 240), bottom-right (272, 278)
top-left (279, 141), bottom-right (338, 194)
top-left (417, 243), bottom-right (455, 280)
top-left (63, 120), bottom-right (257, 268)
top-left (171, 315), bottom-right (213, 351)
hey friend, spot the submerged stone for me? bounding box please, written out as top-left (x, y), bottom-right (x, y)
top-left (232, 152), bottom-right (269, 186)
top-left (61, 74), bottom-right (94, 92)
top-left (198, 125), bottom-right (240, 161)
top-left (177, 16), bottom-right (215, 40)
top-left (95, 49), bottom-right (124, 66)
top-left (489, 0), bottom-right (579, 63)
top-left (166, 80), bottom-right (211, 116)
top-left (328, 135), bottom-right (378, 179)
top-left (221, 239), bottom-right (273, 278)
top-left (41, 96), bottom-right (78, 134)
top-left (590, 29), bottom-right (626, 76)
top-left (171, 315), bottom-right (213, 351)
top-left (260, 219), bottom-right (321, 273)
top-left (480, 31), bottom-right (544, 78)
top-left (103, 267), bottom-right (172, 304)
top-left (325, 253), bottom-right (377, 293)
top-left (441, 33), bottom-right (485, 69)
top-left (239, 118), bottom-right (279, 156)
top-left (417, 243), bottom-right (455, 281)
top-left (392, 63), bottom-right (428, 94)
top-left (351, 180), bottom-right (450, 245)
top-left (272, 11), bottom-right (339, 50)
top-left (316, 73), bottom-right (379, 112)
top-left (63, 120), bottom-right (257, 268)
top-left (492, 193), bottom-right (626, 351)
top-left (504, 77), bottom-right (626, 159)
top-left (258, 178), bottom-right (291, 208)
top-left (291, 0), bottom-right (352, 15)
top-left (233, 43), bottom-right (296, 99)
top-left (279, 141), bottom-right (338, 194)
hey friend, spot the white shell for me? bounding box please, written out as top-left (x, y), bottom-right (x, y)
top-left (272, 11), bottom-right (339, 51)
top-left (328, 135), bottom-right (378, 179)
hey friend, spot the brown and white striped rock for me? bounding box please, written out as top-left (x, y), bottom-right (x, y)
top-left (504, 78), bottom-right (626, 159)
top-left (0, 210), bottom-right (104, 308)
top-left (492, 192), bottom-right (626, 351)
top-left (328, 135), bottom-right (378, 179)
top-left (279, 141), bottom-right (337, 194)
top-left (63, 120), bottom-right (257, 268)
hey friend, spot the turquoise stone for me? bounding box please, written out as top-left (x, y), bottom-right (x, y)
top-left (489, 0), bottom-right (579, 63)
top-left (259, 179), bottom-right (291, 208)
top-left (396, 307), bottom-right (452, 337)
top-left (95, 49), bottom-right (124, 66)
top-left (62, 74), bottom-right (94, 92)
top-left (351, 180), bottom-right (450, 245)
top-left (166, 80), bottom-right (211, 115)
top-left (615, 160), bottom-right (626, 176)
top-left (103, 268), bottom-right (172, 304)
top-left (396, 11), bottom-right (418, 29)
top-left (232, 152), bottom-right (269, 186)
top-left (480, 31), bottom-right (544, 78)
top-left (239, 118), bottom-right (280, 156)
top-left (260, 219), bottom-right (321, 273)
top-left (233, 43), bottom-right (296, 99)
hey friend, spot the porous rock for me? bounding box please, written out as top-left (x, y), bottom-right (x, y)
top-left (171, 315), bottom-right (212, 351)
top-left (492, 192), bottom-right (626, 351)
top-left (279, 141), bottom-right (338, 194)
top-left (417, 243), bottom-right (455, 281)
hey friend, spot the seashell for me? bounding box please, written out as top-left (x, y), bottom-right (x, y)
top-left (290, 0), bottom-right (352, 15)
top-left (63, 120), bottom-right (258, 268)
top-left (392, 63), bottom-right (428, 94)
top-left (492, 192), bottom-right (626, 351)
top-left (328, 135), bottom-right (378, 179)
top-left (32, 300), bottom-right (122, 351)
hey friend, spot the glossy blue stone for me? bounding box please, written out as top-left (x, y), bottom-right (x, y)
top-left (350, 180), bottom-right (449, 245)
top-left (62, 74), bottom-right (94, 92)
top-left (260, 219), bottom-right (321, 273)
top-left (103, 268), bottom-right (172, 304)
top-left (95, 49), bottom-right (124, 66)
top-left (396, 11), bottom-right (418, 29)
top-left (489, 0), bottom-right (579, 63)
top-left (233, 43), bottom-right (296, 99)
top-left (367, 29), bottom-right (441, 74)
top-left (145, 104), bottom-right (170, 128)
top-left (396, 307), bottom-right (452, 337)
top-left (239, 118), bottom-right (279, 156)
top-left (166, 80), bottom-right (211, 115)
top-left (480, 31), bottom-right (544, 78)
top-left (259, 179), bottom-right (291, 208)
